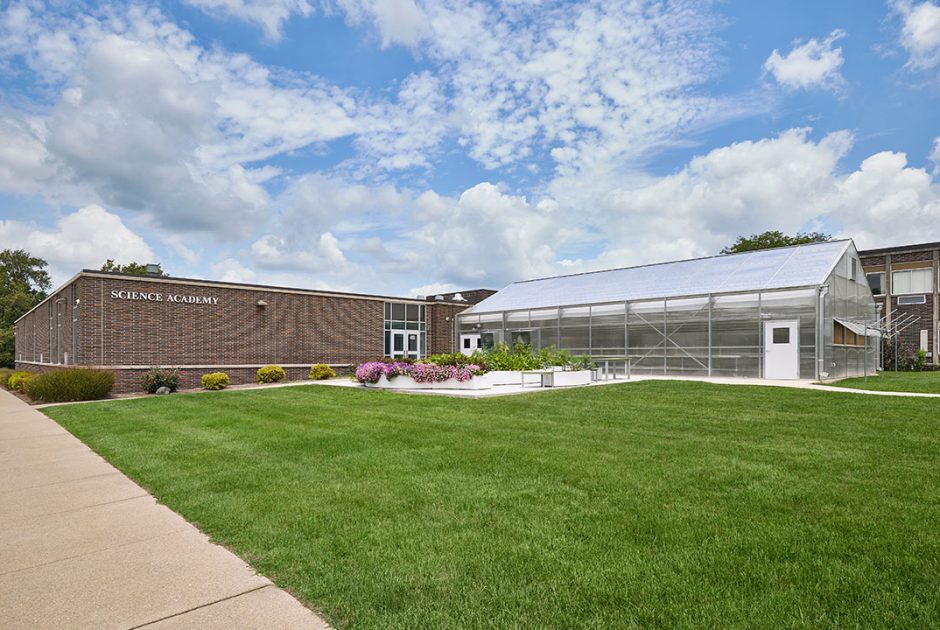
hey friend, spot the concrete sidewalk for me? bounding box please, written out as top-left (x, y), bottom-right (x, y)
top-left (0, 389), bottom-right (330, 629)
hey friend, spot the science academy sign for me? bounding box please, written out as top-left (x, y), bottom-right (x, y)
top-left (110, 290), bottom-right (219, 305)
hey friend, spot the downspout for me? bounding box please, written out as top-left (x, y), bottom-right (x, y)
top-left (816, 285), bottom-right (829, 380)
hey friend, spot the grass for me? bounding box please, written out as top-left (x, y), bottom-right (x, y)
top-left (827, 370), bottom-right (940, 394)
top-left (43, 382), bottom-right (940, 628)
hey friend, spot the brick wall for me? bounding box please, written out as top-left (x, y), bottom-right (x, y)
top-left (426, 303), bottom-right (470, 355)
top-left (14, 272), bottom-right (474, 393)
top-left (860, 244), bottom-right (939, 365)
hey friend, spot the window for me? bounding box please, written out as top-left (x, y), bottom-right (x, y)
top-left (892, 268), bottom-right (932, 294)
top-left (384, 301), bottom-right (426, 358)
top-left (866, 272), bottom-right (885, 296)
top-left (850, 258), bottom-right (857, 281)
top-left (464, 338), bottom-right (471, 349)
top-left (898, 295), bottom-right (926, 305)
top-left (772, 327), bottom-right (790, 344)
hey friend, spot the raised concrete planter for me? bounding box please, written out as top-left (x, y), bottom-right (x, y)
top-left (364, 374), bottom-right (491, 390)
top-left (484, 370), bottom-right (524, 385)
top-left (552, 370), bottom-right (593, 387)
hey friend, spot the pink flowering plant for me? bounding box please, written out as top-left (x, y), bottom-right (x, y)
top-left (355, 358), bottom-right (486, 384)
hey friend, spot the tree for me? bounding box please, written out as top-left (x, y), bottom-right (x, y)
top-left (100, 260), bottom-right (167, 276)
top-left (720, 230), bottom-right (832, 254)
top-left (0, 249), bottom-right (51, 367)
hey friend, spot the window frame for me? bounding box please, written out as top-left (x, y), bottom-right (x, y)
top-left (891, 268), bottom-right (933, 295)
top-left (866, 271), bottom-right (885, 296)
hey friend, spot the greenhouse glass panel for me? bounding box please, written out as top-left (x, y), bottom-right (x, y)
top-left (664, 297), bottom-right (709, 375)
top-left (710, 293), bottom-right (761, 377)
top-left (627, 300), bottom-right (666, 374)
top-left (590, 303), bottom-right (626, 358)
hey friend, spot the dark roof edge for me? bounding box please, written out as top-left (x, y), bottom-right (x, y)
top-left (15, 270), bottom-right (478, 324)
top-left (858, 241), bottom-right (940, 257)
top-left (78, 270), bottom-right (481, 304)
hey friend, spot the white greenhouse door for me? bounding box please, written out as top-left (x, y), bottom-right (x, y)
top-left (763, 320), bottom-right (799, 380)
top-left (460, 334), bottom-right (481, 357)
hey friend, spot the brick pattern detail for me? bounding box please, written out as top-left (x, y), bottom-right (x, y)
top-left (861, 244), bottom-right (939, 365)
top-left (891, 251), bottom-right (933, 264)
top-left (14, 273), bottom-right (477, 393)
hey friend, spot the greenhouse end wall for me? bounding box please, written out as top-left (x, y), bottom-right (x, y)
top-left (821, 247), bottom-right (879, 379)
top-left (457, 287), bottom-right (819, 379)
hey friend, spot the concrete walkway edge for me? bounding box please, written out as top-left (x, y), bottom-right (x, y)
top-left (0, 388), bottom-right (331, 630)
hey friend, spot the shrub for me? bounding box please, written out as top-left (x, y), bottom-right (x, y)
top-left (201, 372), bottom-right (230, 390)
top-left (23, 368), bottom-right (114, 402)
top-left (912, 349), bottom-right (928, 372)
top-left (0, 368), bottom-right (14, 387)
top-left (309, 364), bottom-right (336, 380)
top-left (472, 343), bottom-right (541, 371)
top-left (571, 354), bottom-right (597, 371)
top-left (142, 367), bottom-right (180, 394)
top-left (257, 364), bottom-right (286, 383)
top-left (7, 370), bottom-right (33, 393)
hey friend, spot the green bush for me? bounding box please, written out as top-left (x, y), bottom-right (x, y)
top-left (309, 364), bottom-right (336, 380)
top-left (257, 364), bottom-right (286, 383)
top-left (0, 368), bottom-right (14, 387)
top-left (23, 368), bottom-right (114, 402)
top-left (7, 370), bottom-right (33, 392)
top-left (422, 353), bottom-right (475, 367)
top-left (201, 372), bottom-right (230, 390)
top-left (142, 367), bottom-right (180, 393)
top-left (571, 354), bottom-right (597, 371)
top-left (471, 343), bottom-right (541, 371)
top-left (912, 349), bottom-right (928, 372)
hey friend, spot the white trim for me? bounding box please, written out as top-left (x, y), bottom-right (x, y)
top-left (15, 270), bottom-right (466, 324)
top-left (13, 271), bottom-right (82, 324)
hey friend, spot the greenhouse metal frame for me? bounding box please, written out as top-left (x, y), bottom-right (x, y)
top-left (457, 240), bottom-right (879, 380)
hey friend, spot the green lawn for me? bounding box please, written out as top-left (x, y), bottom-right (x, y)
top-left (43, 382), bottom-right (940, 628)
top-left (827, 370), bottom-right (940, 394)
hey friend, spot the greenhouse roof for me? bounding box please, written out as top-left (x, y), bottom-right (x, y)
top-left (465, 239), bottom-right (852, 314)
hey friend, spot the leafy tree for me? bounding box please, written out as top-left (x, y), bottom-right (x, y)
top-left (100, 260), bottom-right (167, 276)
top-left (720, 230), bottom-right (832, 254)
top-left (0, 249), bottom-right (51, 367)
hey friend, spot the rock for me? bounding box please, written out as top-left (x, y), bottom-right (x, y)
top-left (156, 386), bottom-right (171, 395)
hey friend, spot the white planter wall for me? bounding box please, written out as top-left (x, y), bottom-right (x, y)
top-left (364, 374), bottom-right (491, 390)
top-left (552, 370), bottom-right (593, 386)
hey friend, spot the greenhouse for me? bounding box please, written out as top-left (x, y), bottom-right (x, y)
top-left (457, 240), bottom-right (878, 380)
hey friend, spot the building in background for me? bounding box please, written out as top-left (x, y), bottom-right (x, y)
top-left (459, 240), bottom-right (878, 380)
top-left (14, 270), bottom-right (493, 393)
top-left (859, 242), bottom-right (939, 366)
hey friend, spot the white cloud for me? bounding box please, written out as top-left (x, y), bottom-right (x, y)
top-left (332, 0), bottom-right (428, 48)
top-left (930, 137), bottom-right (940, 170)
top-left (211, 257), bottom-right (257, 283)
top-left (0, 4), bottom-right (360, 239)
top-left (409, 283), bottom-right (458, 298)
top-left (335, 0), bottom-right (743, 177)
top-left (763, 29), bottom-right (847, 91)
top-left (0, 205), bottom-right (155, 284)
top-left (0, 116), bottom-right (54, 193)
top-left (184, 0), bottom-right (313, 41)
top-left (894, 1), bottom-right (940, 68)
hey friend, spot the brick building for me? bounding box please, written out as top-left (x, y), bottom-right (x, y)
top-left (13, 270), bottom-right (493, 393)
top-left (859, 242), bottom-right (939, 365)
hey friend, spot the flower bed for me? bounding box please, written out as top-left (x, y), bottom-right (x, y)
top-left (355, 361), bottom-right (490, 390)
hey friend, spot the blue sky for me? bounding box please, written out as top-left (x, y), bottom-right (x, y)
top-left (0, 0), bottom-right (938, 294)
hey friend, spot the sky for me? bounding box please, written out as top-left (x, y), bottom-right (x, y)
top-left (0, 1), bottom-right (939, 295)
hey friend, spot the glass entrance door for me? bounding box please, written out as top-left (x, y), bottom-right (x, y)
top-left (391, 331), bottom-right (406, 358)
top-left (391, 331), bottom-right (420, 359)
